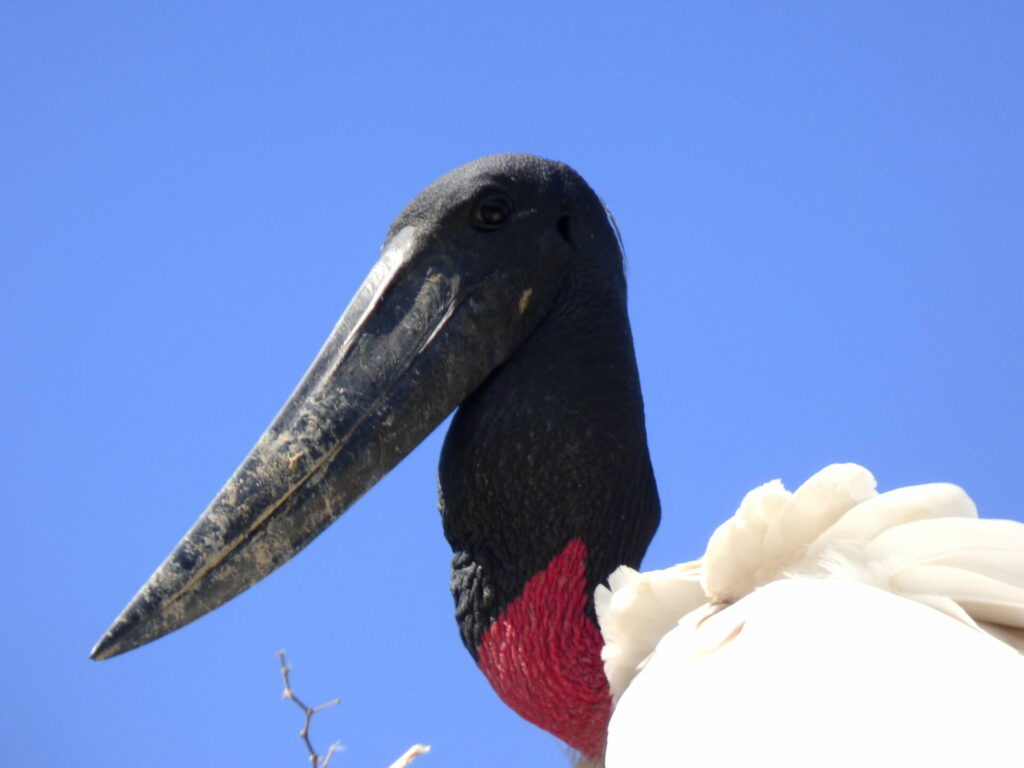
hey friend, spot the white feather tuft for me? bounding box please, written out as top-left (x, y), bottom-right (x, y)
top-left (597, 462), bottom-right (1024, 711)
top-left (595, 562), bottom-right (705, 701)
top-left (702, 463), bottom-right (877, 601)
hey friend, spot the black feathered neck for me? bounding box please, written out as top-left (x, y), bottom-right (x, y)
top-left (436, 157), bottom-right (661, 656)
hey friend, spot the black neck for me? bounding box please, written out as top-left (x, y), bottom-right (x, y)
top-left (438, 217), bottom-right (661, 657)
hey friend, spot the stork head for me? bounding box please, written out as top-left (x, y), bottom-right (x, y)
top-left (91, 154), bottom-right (660, 758)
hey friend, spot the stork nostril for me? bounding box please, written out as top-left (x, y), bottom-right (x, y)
top-left (556, 215), bottom-right (573, 245)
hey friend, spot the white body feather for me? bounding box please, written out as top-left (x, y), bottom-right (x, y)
top-left (595, 464), bottom-right (1024, 767)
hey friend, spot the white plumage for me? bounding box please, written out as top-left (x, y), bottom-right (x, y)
top-left (595, 464), bottom-right (1024, 767)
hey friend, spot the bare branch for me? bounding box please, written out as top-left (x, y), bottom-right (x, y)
top-left (276, 651), bottom-right (430, 767)
top-left (277, 651), bottom-right (342, 768)
top-left (321, 741), bottom-right (342, 768)
top-left (387, 744), bottom-right (431, 768)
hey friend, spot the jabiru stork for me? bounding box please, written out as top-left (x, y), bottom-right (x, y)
top-left (91, 154), bottom-right (1024, 767)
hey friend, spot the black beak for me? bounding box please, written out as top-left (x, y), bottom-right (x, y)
top-left (91, 216), bottom-right (567, 660)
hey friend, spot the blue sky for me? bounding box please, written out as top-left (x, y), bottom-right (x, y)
top-left (3, 3), bottom-right (1023, 766)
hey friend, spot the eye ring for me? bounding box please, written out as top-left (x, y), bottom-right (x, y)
top-left (471, 193), bottom-right (514, 231)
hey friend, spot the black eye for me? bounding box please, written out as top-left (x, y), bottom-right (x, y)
top-left (471, 193), bottom-right (514, 231)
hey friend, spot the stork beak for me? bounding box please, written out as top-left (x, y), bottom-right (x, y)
top-left (91, 222), bottom-right (562, 660)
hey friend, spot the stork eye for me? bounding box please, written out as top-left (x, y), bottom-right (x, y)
top-left (471, 193), bottom-right (514, 231)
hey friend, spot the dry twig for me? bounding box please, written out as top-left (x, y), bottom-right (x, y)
top-left (278, 651), bottom-right (342, 768)
top-left (276, 651), bottom-right (430, 767)
top-left (387, 744), bottom-right (431, 768)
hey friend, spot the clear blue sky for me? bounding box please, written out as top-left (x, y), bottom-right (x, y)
top-left (3, 3), bottom-right (1023, 766)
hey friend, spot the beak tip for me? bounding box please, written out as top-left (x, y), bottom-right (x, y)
top-left (90, 626), bottom-right (127, 661)
top-left (90, 605), bottom-right (152, 661)
top-left (89, 638), bottom-right (113, 661)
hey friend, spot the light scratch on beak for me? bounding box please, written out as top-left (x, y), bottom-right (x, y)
top-left (518, 289), bottom-right (533, 315)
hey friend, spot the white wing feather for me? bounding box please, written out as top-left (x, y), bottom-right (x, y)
top-left (598, 463), bottom-right (1024, 766)
top-left (702, 463), bottom-right (877, 602)
top-left (594, 562), bottom-right (704, 702)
